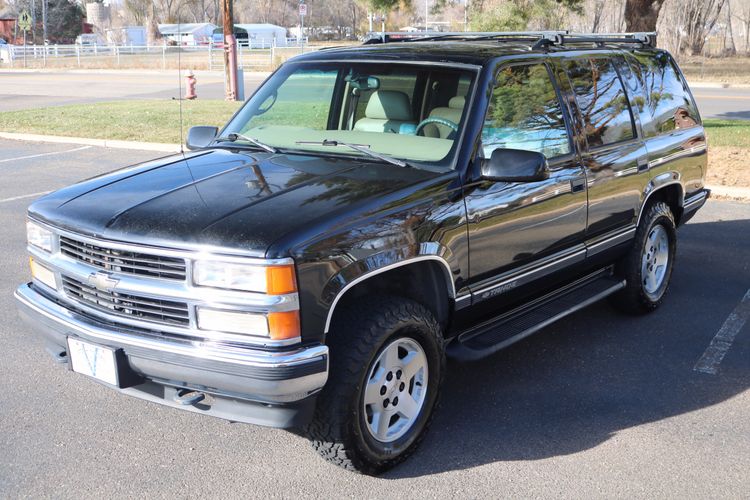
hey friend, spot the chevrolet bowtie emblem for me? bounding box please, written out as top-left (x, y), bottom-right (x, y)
top-left (87, 271), bottom-right (119, 291)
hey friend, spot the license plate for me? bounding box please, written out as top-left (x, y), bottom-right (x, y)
top-left (67, 337), bottom-right (119, 386)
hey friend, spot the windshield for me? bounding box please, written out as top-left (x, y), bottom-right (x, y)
top-left (221, 61), bottom-right (477, 168)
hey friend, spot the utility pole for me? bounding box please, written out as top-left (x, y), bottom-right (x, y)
top-left (222, 0), bottom-right (239, 101)
top-left (464, 0), bottom-right (468, 32)
top-left (31, 0), bottom-right (36, 44)
top-left (41, 0), bottom-right (47, 43)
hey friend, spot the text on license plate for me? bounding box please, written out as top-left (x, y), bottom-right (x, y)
top-left (67, 337), bottom-right (118, 386)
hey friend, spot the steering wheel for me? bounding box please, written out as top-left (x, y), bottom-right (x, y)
top-left (415, 117), bottom-right (459, 136)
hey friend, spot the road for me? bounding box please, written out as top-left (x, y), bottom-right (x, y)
top-left (0, 138), bottom-right (748, 498)
top-left (1, 70), bottom-right (749, 120)
top-left (0, 70), bottom-right (269, 111)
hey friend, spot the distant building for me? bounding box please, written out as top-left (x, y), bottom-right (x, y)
top-left (0, 17), bottom-right (17, 43)
top-left (158, 23), bottom-right (217, 46)
top-left (213, 24), bottom-right (287, 47)
top-left (105, 26), bottom-right (146, 46)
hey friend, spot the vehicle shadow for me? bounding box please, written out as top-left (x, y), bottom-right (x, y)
top-left (385, 217), bottom-right (750, 479)
top-left (714, 110), bottom-right (750, 121)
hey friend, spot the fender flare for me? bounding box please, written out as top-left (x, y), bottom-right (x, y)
top-left (322, 250), bottom-right (457, 333)
top-left (636, 173), bottom-right (684, 227)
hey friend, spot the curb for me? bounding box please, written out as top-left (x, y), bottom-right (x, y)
top-left (0, 132), bottom-right (181, 153)
top-left (688, 81), bottom-right (750, 89)
top-left (706, 184), bottom-right (750, 201)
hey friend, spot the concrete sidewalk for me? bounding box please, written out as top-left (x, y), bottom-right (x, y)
top-left (0, 132), bottom-right (180, 153)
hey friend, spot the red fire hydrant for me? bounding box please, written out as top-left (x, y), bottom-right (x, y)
top-left (185, 70), bottom-right (197, 100)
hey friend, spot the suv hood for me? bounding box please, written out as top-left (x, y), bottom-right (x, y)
top-left (29, 148), bottom-right (436, 256)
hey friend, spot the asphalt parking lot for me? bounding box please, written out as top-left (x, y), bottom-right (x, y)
top-left (0, 138), bottom-right (748, 498)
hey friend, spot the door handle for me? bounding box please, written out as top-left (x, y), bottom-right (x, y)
top-left (570, 177), bottom-right (586, 193)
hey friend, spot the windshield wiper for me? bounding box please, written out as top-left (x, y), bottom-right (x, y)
top-left (216, 132), bottom-right (277, 153)
top-left (295, 139), bottom-right (410, 168)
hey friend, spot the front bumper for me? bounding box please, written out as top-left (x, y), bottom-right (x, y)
top-left (15, 283), bottom-right (328, 428)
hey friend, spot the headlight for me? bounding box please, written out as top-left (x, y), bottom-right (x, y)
top-left (196, 307), bottom-right (300, 341)
top-left (197, 307), bottom-right (269, 336)
top-left (193, 260), bottom-right (296, 294)
top-left (27, 220), bottom-right (53, 253)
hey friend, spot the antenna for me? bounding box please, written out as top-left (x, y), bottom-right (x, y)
top-left (177, 21), bottom-right (184, 153)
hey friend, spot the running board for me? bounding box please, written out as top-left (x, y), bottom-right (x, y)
top-left (447, 269), bottom-right (626, 362)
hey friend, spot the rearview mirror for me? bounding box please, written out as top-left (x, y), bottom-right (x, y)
top-left (186, 126), bottom-right (218, 150)
top-left (345, 74), bottom-right (380, 91)
top-left (481, 148), bottom-right (549, 182)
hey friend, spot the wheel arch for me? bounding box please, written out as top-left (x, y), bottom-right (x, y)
top-left (323, 255), bottom-right (456, 334)
top-left (637, 175), bottom-right (685, 226)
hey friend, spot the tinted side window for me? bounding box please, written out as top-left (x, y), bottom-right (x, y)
top-left (482, 64), bottom-right (571, 159)
top-left (565, 58), bottom-right (635, 148)
top-left (628, 52), bottom-right (700, 137)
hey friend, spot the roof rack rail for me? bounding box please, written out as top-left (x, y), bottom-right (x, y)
top-left (363, 31), bottom-right (567, 44)
top-left (561, 32), bottom-right (657, 48)
top-left (363, 30), bottom-right (657, 48)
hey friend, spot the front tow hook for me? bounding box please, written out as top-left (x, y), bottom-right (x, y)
top-left (174, 389), bottom-right (206, 406)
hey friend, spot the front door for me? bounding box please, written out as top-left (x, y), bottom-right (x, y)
top-left (463, 61), bottom-right (588, 308)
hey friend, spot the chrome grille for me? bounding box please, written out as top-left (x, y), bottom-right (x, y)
top-left (62, 276), bottom-right (190, 326)
top-left (60, 236), bottom-right (186, 281)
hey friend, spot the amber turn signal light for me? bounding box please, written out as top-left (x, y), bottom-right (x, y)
top-left (268, 310), bottom-right (301, 340)
top-left (265, 265), bottom-right (297, 295)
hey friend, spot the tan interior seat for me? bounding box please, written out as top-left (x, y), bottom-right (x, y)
top-left (353, 90), bottom-right (415, 133)
top-left (422, 96), bottom-right (465, 138)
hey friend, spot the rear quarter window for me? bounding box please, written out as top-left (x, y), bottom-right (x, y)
top-left (625, 52), bottom-right (701, 137)
top-left (564, 57), bottom-right (636, 148)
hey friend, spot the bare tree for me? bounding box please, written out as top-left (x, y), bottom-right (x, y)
top-left (590, 0), bottom-right (605, 32)
top-left (683, 0), bottom-right (726, 54)
top-left (725, 0), bottom-right (736, 54)
top-left (737, 0), bottom-right (750, 53)
top-left (146, 1), bottom-right (160, 44)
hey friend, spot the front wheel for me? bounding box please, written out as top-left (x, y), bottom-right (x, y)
top-left (612, 201), bottom-right (677, 314)
top-left (306, 296), bottom-right (445, 475)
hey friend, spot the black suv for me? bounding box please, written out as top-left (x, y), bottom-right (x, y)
top-left (16, 31), bottom-right (708, 474)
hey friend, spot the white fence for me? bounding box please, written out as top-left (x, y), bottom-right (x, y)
top-left (0, 38), bottom-right (314, 70)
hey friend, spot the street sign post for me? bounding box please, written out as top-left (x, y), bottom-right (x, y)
top-left (18, 10), bottom-right (31, 68)
top-left (18, 10), bottom-right (31, 31)
top-left (299, 2), bottom-right (307, 44)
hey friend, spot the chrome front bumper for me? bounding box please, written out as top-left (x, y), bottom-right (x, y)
top-left (15, 283), bottom-right (328, 428)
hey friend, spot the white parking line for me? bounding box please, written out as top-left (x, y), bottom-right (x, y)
top-left (0, 190), bottom-right (53, 204)
top-left (0, 145), bottom-right (92, 164)
top-left (694, 288), bottom-right (750, 374)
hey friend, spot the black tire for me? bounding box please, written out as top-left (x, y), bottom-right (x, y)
top-left (306, 295), bottom-right (445, 475)
top-left (612, 201), bottom-right (677, 314)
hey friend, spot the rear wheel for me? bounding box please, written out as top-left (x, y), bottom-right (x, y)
top-left (612, 201), bottom-right (677, 314)
top-left (306, 296), bottom-right (445, 475)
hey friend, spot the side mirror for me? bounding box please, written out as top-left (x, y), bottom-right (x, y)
top-left (481, 148), bottom-right (549, 182)
top-left (186, 126), bottom-right (218, 150)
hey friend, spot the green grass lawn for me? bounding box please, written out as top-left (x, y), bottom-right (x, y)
top-left (703, 119), bottom-right (750, 148)
top-left (0, 101), bottom-right (748, 149)
top-left (0, 100), bottom-right (242, 144)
